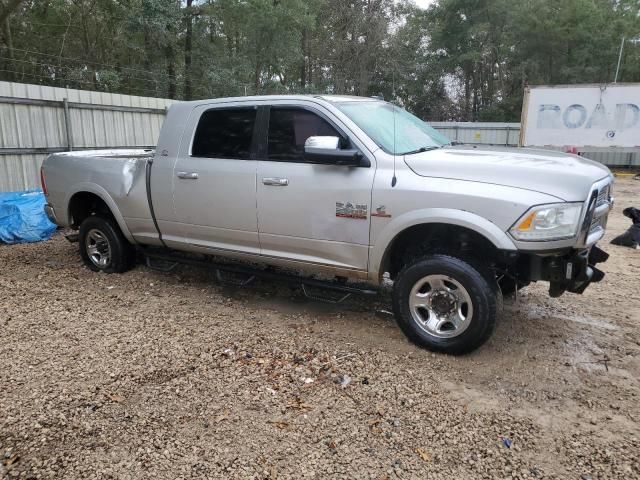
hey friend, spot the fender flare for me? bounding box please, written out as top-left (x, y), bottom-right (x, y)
top-left (369, 208), bottom-right (517, 280)
top-left (64, 183), bottom-right (135, 243)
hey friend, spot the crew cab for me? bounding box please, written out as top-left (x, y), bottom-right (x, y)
top-left (41, 95), bottom-right (614, 354)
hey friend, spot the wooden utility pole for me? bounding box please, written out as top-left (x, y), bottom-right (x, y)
top-left (184, 0), bottom-right (194, 100)
top-left (0, 0), bottom-right (23, 26)
top-left (0, 0), bottom-right (23, 82)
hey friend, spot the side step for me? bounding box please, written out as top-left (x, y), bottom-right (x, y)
top-left (145, 255), bottom-right (179, 273)
top-left (300, 284), bottom-right (352, 304)
top-left (141, 250), bottom-right (378, 303)
top-left (65, 232), bottom-right (79, 243)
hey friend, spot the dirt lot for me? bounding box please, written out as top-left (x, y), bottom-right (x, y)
top-left (1, 178), bottom-right (639, 479)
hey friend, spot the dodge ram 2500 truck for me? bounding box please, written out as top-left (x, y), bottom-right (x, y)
top-left (41, 95), bottom-right (613, 354)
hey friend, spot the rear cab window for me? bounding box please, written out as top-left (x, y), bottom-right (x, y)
top-left (192, 108), bottom-right (256, 159)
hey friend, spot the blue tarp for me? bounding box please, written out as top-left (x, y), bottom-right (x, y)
top-left (0, 190), bottom-right (57, 244)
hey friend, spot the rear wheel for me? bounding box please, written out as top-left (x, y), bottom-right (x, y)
top-left (392, 254), bottom-right (500, 354)
top-left (78, 215), bottom-right (135, 273)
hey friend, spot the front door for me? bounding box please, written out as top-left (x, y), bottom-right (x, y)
top-left (256, 105), bottom-right (375, 272)
top-left (173, 104), bottom-right (260, 255)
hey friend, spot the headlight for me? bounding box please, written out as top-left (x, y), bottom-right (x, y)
top-left (510, 203), bottom-right (583, 241)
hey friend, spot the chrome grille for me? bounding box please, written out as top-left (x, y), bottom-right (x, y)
top-left (585, 180), bottom-right (612, 239)
top-left (596, 184), bottom-right (610, 207)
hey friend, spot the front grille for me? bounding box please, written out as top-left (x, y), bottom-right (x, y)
top-left (596, 184), bottom-right (610, 207)
top-left (585, 180), bottom-right (612, 239)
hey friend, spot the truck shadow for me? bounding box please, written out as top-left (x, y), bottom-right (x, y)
top-left (146, 262), bottom-right (549, 357)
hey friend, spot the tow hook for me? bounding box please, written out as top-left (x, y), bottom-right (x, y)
top-left (549, 246), bottom-right (609, 297)
top-left (588, 245), bottom-right (609, 265)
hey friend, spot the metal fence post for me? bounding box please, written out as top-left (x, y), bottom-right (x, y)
top-left (63, 98), bottom-right (73, 151)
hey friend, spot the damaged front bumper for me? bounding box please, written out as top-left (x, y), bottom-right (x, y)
top-left (532, 245), bottom-right (609, 298)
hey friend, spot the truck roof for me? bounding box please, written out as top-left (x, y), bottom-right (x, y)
top-left (176, 94), bottom-right (381, 107)
top-left (315, 95), bottom-right (380, 103)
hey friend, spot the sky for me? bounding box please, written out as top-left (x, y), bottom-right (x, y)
top-left (413, 0), bottom-right (436, 9)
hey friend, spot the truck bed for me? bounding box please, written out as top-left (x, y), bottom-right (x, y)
top-left (42, 148), bottom-right (156, 237)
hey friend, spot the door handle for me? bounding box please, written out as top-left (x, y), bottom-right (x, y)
top-left (262, 177), bottom-right (289, 186)
top-left (177, 171), bottom-right (199, 180)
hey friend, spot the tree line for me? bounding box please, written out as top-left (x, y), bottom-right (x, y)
top-left (0, 0), bottom-right (638, 121)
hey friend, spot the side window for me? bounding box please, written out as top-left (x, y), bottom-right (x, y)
top-left (192, 108), bottom-right (256, 159)
top-left (268, 108), bottom-right (342, 162)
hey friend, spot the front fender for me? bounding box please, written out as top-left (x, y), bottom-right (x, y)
top-left (64, 183), bottom-right (135, 243)
top-left (368, 208), bottom-right (517, 281)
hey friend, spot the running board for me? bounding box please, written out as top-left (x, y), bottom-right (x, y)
top-left (65, 232), bottom-right (79, 243)
top-left (215, 269), bottom-right (256, 287)
top-left (141, 250), bottom-right (378, 300)
top-left (300, 284), bottom-right (352, 304)
top-left (145, 255), bottom-right (179, 272)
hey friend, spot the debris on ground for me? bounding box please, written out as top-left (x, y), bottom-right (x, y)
top-left (0, 178), bottom-right (639, 478)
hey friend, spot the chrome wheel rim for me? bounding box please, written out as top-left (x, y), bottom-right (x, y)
top-left (408, 274), bottom-right (473, 339)
top-left (85, 229), bottom-right (111, 268)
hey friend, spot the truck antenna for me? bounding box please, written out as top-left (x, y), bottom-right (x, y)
top-left (391, 70), bottom-right (397, 187)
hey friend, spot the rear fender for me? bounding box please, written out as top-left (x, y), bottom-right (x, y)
top-left (64, 183), bottom-right (135, 243)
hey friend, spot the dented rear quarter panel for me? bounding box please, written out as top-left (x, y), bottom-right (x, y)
top-left (42, 149), bottom-right (154, 242)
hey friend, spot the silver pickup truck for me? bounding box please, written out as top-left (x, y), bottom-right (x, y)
top-left (41, 95), bottom-right (614, 354)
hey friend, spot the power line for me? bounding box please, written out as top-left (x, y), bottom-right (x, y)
top-left (0, 62), bottom-right (168, 97)
top-left (0, 47), bottom-right (395, 99)
top-left (0, 55), bottom-right (183, 89)
top-left (0, 61), bottom-right (228, 100)
top-left (1, 44), bottom-right (384, 85)
top-left (0, 46), bottom-right (183, 79)
top-left (2, 42), bottom-right (387, 80)
top-left (0, 68), bottom-right (167, 98)
top-left (0, 47), bottom-right (260, 98)
top-left (20, 21), bottom-right (81, 28)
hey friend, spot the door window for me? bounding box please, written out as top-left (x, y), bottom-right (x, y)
top-left (268, 108), bottom-right (342, 162)
top-left (192, 108), bottom-right (256, 159)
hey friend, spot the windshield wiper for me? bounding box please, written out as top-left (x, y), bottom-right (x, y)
top-left (401, 146), bottom-right (441, 155)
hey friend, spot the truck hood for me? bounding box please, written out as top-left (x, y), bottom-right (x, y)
top-left (404, 146), bottom-right (611, 201)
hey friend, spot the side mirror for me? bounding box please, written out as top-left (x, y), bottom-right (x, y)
top-left (303, 136), bottom-right (369, 167)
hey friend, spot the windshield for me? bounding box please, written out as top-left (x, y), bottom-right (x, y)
top-left (336, 101), bottom-right (450, 155)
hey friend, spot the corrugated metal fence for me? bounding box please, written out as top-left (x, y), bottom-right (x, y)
top-left (0, 82), bottom-right (637, 192)
top-left (0, 81), bottom-right (174, 192)
top-left (429, 121), bottom-right (640, 167)
top-left (430, 122), bottom-right (522, 146)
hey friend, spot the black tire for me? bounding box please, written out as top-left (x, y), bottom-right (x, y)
top-left (78, 215), bottom-right (136, 273)
top-left (392, 254), bottom-right (500, 355)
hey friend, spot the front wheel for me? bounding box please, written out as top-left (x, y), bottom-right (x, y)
top-left (78, 215), bottom-right (135, 273)
top-left (392, 254), bottom-right (500, 355)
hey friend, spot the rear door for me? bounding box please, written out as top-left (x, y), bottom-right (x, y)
top-left (256, 104), bottom-right (375, 272)
top-left (172, 104), bottom-right (260, 254)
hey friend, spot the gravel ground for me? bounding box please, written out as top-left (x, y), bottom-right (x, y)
top-left (1, 178), bottom-right (639, 479)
